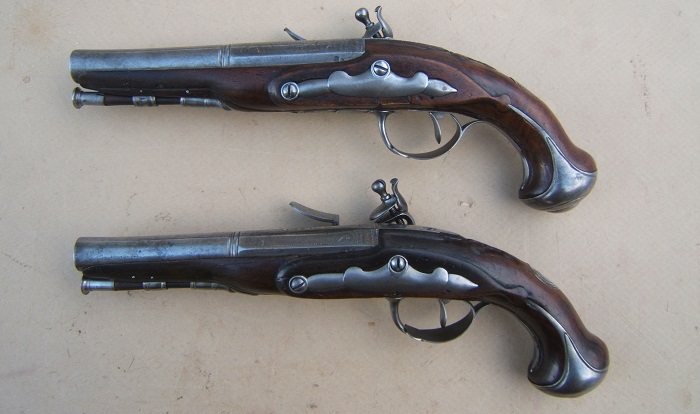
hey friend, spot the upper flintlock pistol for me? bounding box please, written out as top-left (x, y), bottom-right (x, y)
top-left (70, 7), bottom-right (597, 212)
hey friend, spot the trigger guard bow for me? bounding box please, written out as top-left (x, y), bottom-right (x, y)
top-left (388, 297), bottom-right (483, 343)
top-left (376, 111), bottom-right (484, 160)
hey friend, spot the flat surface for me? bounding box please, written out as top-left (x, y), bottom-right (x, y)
top-left (1, 1), bottom-right (698, 412)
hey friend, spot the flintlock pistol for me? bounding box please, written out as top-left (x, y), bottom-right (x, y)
top-left (75, 179), bottom-right (608, 396)
top-left (70, 7), bottom-right (597, 212)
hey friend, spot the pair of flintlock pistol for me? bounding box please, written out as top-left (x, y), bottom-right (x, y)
top-left (70, 6), bottom-right (608, 396)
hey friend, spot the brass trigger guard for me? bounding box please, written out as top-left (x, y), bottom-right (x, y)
top-left (387, 298), bottom-right (487, 343)
top-left (376, 111), bottom-right (484, 160)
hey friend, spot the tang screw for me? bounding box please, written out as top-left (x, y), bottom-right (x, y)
top-left (280, 82), bottom-right (300, 101)
top-left (288, 275), bottom-right (308, 294)
top-left (389, 255), bottom-right (407, 273)
top-left (372, 60), bottom-right (391, 77)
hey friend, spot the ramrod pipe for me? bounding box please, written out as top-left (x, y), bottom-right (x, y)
top-left (71, 88), bottom-right (231, 109)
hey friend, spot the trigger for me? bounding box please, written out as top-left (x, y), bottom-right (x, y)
top-left (429, 112), bottom-right (446, 144)
top-left (439, 298), bottom-right (449, 328)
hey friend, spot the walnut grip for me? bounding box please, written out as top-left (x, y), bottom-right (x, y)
top-left (393, 230), bottom-right (609, 396)
top-left (483, 275), bottom-right (608, 397)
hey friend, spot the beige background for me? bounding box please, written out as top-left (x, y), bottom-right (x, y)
top-left (1, 1), bottom-right (698, 412)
